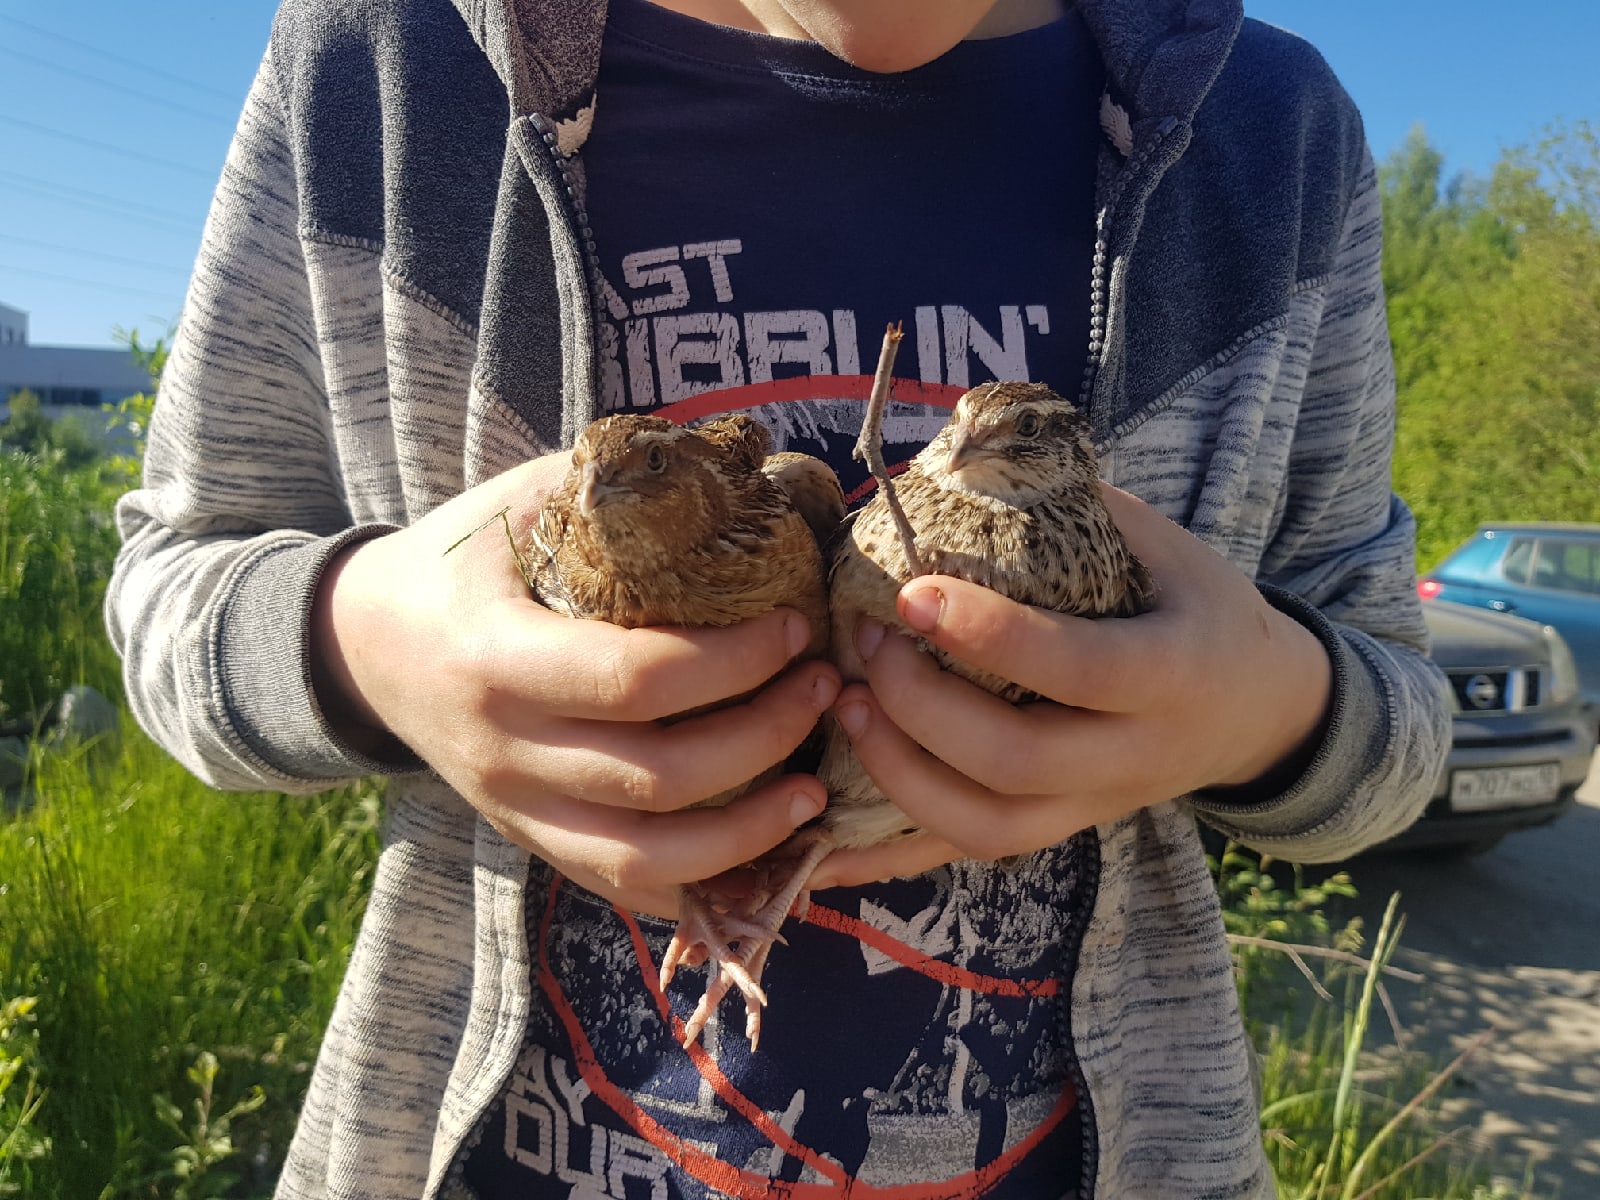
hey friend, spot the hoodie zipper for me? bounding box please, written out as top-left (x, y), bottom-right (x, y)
top-left (529, 110), bottom-right (609, 430)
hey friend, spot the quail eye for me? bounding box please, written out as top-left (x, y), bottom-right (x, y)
top-left (1016, 412), bottom-right (1042, 439)
top-left (645, 443), bottom-right (667, 473)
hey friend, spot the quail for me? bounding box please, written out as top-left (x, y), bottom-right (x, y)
top-left (788, 381), bottom-right (1158, 908)
top-left (525, 412), bottom-right (842, 1048)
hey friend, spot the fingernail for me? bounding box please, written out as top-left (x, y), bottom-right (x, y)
top-left (835, 700), bottom-right (870, 738)
top-left (790, 790), bottom-right (825, 824)
top-left (855, 619), bottom-right (886, 662)
top-left (901, 585), bottom-right (944, 634)
top-left (784, 613), bottom-right (810, 658)
top-left (811, 672), bottom-right (840, 710)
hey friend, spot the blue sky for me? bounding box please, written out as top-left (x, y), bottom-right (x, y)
top-left (2, 0), bottom-right (1597, 347)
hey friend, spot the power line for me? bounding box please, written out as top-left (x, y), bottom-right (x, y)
top-left (0, 179), bottom-right (197, 239)
top-left (0, 264), bottom-right (180, 304)
top-left (0, 234), bottom-right (189, 276)
top-left (0, 169), bottom-right (202, 228)
top-left (0, 115), bottom-right (215, 179)
top-left (0, 13), bottom-right (240, 103)
top-left (0, 47), bottom-right (236, 126)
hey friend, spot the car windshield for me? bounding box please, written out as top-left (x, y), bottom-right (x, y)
top-left (1437, 532), bottom-right (1504, 580)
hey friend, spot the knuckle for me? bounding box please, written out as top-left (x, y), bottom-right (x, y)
top-left (617, 760), bottom-right (675, 813)
top-left (475, 759), bottom-right (523, 802)
top-left (603, 845), bottom-right (656, 892)
top-left (588, 649), bottom-right (643, 713)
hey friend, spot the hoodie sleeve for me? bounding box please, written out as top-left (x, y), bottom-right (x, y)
top-left (1188, 151), bottom-right (1453, 860)
top-left (106, 53), bottom-right (420, 793)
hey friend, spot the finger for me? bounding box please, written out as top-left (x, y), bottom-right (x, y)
top-left (1095, 482), bottom-right (1212, 576)
top-left (892, 578), bottom-right (1183, 713)
top-left (859, 628), bottom-right (1108, 796)
top-left (484, 605), bottom-right (820, 722)
top-left (831, 685), bottom-right (1081, 860)
top-left (808, 831), bottom-right (963, 892)
top-left (504, 773), bottom-right (829, 902)
top-left (513, 661), bottom-right (840, 811)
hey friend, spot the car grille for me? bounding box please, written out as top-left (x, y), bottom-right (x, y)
top-left (1446, 667), bottom-right (1543, 713)
top-left (1453, 728), bottom-right (1572, 750)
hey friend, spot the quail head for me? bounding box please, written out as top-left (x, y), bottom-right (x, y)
top-left (816, 380), bottom-right (1158, 856)
top-left (526, 412), bottom-right (840, 1048)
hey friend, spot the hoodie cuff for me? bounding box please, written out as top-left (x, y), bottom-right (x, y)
top-left (214, 524), bottom-right (427, 782)
top-left (1189, 584), bottom-right (1386, 841)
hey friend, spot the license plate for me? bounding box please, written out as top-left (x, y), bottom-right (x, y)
top-left (1449, 763), bottom-right (1562, 811)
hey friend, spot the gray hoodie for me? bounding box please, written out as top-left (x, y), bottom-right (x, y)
top-left (106, 0), bottom-right (1451, 1195)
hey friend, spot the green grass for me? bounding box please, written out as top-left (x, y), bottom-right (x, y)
top-left (1217, 847), bottom-right (1533, 1200)
top-left (0, 448), bottom-right (124, 722)
top-left (0, 728), bottom-right (379, 1196)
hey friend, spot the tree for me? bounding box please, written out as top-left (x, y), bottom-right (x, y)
top-left (0, 390), bottom-right (99, 470)
top-left (1382, 124), bottom-right (1600, 566)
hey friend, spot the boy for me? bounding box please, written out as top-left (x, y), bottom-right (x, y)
top-left (108, 0), bottom-right (1451, 1194)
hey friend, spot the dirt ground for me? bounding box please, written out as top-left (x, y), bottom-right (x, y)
top-left (1332, 750), bottom-right (1600, 1199)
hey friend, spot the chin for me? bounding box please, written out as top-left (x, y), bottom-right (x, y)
top-left (799, 1), bottom-right (995, 72)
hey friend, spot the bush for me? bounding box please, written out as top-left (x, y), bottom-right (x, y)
top-left (0, 449), bottom-right (125, 722)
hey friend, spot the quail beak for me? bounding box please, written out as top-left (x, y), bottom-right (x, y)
top-left (945, 424), bottom-right (993, 474)
top-left (578, 462), bottom-right (625, 515)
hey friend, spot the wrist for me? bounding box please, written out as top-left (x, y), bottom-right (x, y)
top-left (1210, 607), bottom-right (1334, 791)
top-left (310, 534), bottom-right (396, 750)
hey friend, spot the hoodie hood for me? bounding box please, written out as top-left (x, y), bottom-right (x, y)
top-left (1078, 0), bottom-right (1241, 128)
top-left (451, 0), bottom-right (608, 150)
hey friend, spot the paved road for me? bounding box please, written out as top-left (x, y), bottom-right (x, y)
top-left (1332, 750), bottom-right (1600, 1199)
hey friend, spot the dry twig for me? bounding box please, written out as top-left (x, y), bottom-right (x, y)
top-left (852, 322), bottom-right (925, 577)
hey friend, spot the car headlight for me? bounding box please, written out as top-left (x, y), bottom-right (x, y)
top-left (1542, 625), bottom-right (1580, 706)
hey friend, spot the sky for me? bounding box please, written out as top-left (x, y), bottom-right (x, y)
top-left (2, 0), bottom-right (1597, 348)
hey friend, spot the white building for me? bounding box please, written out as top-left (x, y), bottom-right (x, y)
top-left (0, 302), bottom-right (152, 443)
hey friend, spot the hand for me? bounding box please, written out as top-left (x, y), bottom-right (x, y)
top-left (810, 483), bottom-right (1331, 889)
top-left (310, 454), bottom-right (841, 918)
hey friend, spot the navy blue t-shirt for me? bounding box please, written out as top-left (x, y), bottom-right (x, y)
top-left (462, 2), bottom-right (1105, 1195)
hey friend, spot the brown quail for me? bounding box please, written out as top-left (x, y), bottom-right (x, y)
top-left (794, 382), bottom-right (1156, 894)
top-left (526, 411), bottom-right (841, 1048)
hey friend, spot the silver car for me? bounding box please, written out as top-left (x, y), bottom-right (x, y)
top-left (1382, 600), bottom-right (1597, 855)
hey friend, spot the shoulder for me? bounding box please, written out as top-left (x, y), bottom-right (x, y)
top-left (268, 0), bottom-right (469, 59)
top-left (258, 0), bottom-right (505, 255)
top-left (265, 0), bottom-right (496, 121)
top-left (1206, 20), bottom-right (1369, 197)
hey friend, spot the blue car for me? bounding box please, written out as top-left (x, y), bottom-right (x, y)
top-left (1419, 523), bottom-right (1600, 726)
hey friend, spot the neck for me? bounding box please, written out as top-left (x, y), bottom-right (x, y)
top-left (643, 0), bottom-right (1070, 60)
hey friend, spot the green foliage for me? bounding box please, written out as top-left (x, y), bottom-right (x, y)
top-left (0, 734), bottom-right (381, 1196)
top-left (0, 328), bottom-right (383, 1193)
top-left (142, 1053), bottom-right (268, 1200)
top-left (105, 328), bottom-right (165, 474)
top-left (1213, 843), bottom-right (1361, 1020)
top-left (0, 449), bottom-right (125, 721)
top-left (1383, 122), bottom-right (1600, 566)
top-left (0, 996), bottom-right (50, 1195)
top-left (0, 392), bottom-right (99, 472)
top-left (1215, 849), bottom-right (1530, 1200)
